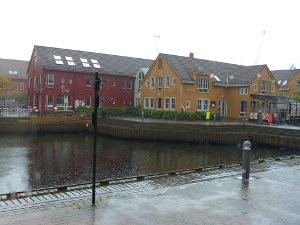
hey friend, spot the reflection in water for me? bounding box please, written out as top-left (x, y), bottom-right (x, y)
top-left (0, 133), bottom-right (299, 193)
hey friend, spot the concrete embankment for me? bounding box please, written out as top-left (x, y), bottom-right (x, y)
top-left (0, 117), bottom-right (300, 149)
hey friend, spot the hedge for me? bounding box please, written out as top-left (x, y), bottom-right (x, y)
top-left (76, 106), bottom-right (221, 120)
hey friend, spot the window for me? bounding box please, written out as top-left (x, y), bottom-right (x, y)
top-left (122, 100), bottom-right (125, 105)
top-left (39, 74), bottom-right (42, 85)
top-left (271, 86), bottom-right (275, 92)
top-left (165, 75), bottom-right (170, 88)
top-left (85, 96), bottom-right (91, 107)
top-left (112, 100), bottom-right (116, 104)
top-left (86, 77), bottom-right (91, 90)
top-left (150, 97), bottom-right (154, 109)
top-left (20, 83), bottom-right (24, 90)
top-left (254, 84), bottom-right (258, 91)
top-left (34, 56), bottom-right (37, 70)
top-left (186, 101), bottom-right (190, 108)
top-left (46, 94), bottom-right (54, 110)
top-left (197, 77), bottom-right (209, 93)
top-left (61, 78), bottom-right (65, 83)
top-left (262, 81), bottom-right (266, 94)
top-left (113, 82), bottom-right (116, 86)
top-left (122, 79), bottom-right (126, 92)
top-left (197, 98), bottom-right (209, 111)
top-left (296, 77), bottom-right (300, 89)
top-left (240, 88), bottom-right (248, 95)
top-left (69, 79), bottom-right (72, 84)
top-left (65, 56), bottom-right (75, 66)
top-left (172, 78), bottom-right (176, 85)
top-left (157, 97), bottom-right (162, 110)
top-left (145, 80), bottom-right (149, 87)
top-left (144, 97), bottom-right (149, 109)
top-left (240, 100), bottom-right (247, 117)
top-left (91, 59), bottom-right (101, 68)
top-left (157, 77), bottom-right (162, 90)
top-left (53, 55), bottom-right (63, 65)
top-left (251, 101), bottom-right (258, 112)
top-left (164, 97), bottom-right (169, 110)
top-left (80, 58), bottom-right (90, 67)
top-left (14, 82), bottom-right (18, 90)
top-left (34, 75), bottom-right (37, 88)
top-left (47, 74), bottom-right (54, 88)
top-left (138, 71), bottom-right (145, 91)
top-left (128, 80), bottom-right (132, 92)
top-left (128, 100), bottom-right (132, 105)
top-left (170, 98), bottom-right (176, 110)
top-left (150, 77), bottom-right (155, 89)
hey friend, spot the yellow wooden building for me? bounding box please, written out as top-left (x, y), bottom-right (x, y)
top-left (141, 53), bottom-right (279, 120)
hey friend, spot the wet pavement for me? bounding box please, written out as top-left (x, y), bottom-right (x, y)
top-left (1, 156), bottom-right (299, 225)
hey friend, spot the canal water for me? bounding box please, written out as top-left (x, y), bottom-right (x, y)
top-left (0, 133), bottom-right (299, 194)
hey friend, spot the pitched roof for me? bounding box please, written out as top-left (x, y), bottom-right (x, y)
top-left (160, 53), bottom-right (265, 86)
top-left (35, 45), bottom-right (154, 77)
top-left (0, 58), bottom-right (29, 79)
top-left (271, 69), bottom-right (300, 89)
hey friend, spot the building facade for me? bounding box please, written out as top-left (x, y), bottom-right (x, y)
top-left (140, 53), bottom-right (279, 120)
top-left (27, 46), bottom-right (153, 112)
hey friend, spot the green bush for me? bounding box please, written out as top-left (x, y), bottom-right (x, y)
top-left (76, 106), bottom-right (222, 121)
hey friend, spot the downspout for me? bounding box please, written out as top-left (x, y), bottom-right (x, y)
top-left (226, 68), bottom-right (228, 117)
top-left (180, 82), bottom-right (183, 111)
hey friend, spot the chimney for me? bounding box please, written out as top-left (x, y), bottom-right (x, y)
top-left (189, 52), bottom-right (194, 58)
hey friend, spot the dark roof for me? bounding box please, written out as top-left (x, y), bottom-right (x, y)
top-left (35, 46), bottom-right (154, 76)
top-left (160, 53), bottom-right (265, 86)
top-left (0, 58), bottom-right (29, 79)
top-left (271, 69), bottom-right (300, 89)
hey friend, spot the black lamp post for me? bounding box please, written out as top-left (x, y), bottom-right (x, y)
top-left (92, 72), bottom-right (101, 205)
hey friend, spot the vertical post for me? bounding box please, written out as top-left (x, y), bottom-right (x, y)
top-left (92, 72), bottom-right (100, 205)
top-left (243, 115), bottom-right (246, 125)
top-left (142, 111), bottom-right (144, 122)
top-left (242, 141), bottom-right (251, 180)
top-left (213, 114), bottom-right (216, 125)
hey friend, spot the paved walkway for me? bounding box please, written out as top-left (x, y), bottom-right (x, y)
top-left (1, 157), bottom-right (299, 225)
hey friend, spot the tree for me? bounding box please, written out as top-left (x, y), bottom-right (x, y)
top-left (0, 73), bottom-right (13, 94)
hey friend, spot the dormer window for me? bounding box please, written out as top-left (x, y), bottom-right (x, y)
top-left (197, 77), bottom-right (210, 93)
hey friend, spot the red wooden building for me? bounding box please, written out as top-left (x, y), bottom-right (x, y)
top-left (27, 46), bottom-right (153, 112)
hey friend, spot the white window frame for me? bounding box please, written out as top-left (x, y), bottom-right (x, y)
top-left (164, 97), bottom-right (169, 110)
top-left (197, 98), bottom-right (209, 111)
top-left (165, 75), bottom-right (170, 88)
top-left (20, 83), bottom-right (24, 90)
top-left (128, 80), bottom-right (132, 92)
top-left (197, 77), bottom-right (209, 93)
top-left (172, 78), bottom-right (176, 86)
top-left (145, 80), bottom-right (149, 87)
top-left (271, 86), bottom-right (275, 92)
top-left (46, 94), bottom-right (54, 110)
top-left (150, 97), bottom-right (154, 109)
top-left (122, 79), bottom-right (126, 92)
top-left (47, 74), bottom-right (54, 88)
top-left (186, 101), bottom-right (190, 108)
top-left (150, 77), bottom-right (155, 89)
top-left (240, 100), bottom-right (247, 117)
top-left (170, 97), bottom-right (176, 110)
top-left (85, 96), bottom-right (91, 107)
top-left (157, 77), bottom-right (162, 90)
top-left (14, 82), bottom-right (18, 90)
top-left (254, 84), bottom-right (258, 91)
top-left (240, 88), bottom-right (248, 95)
top-left (144, 97), bottom-right (149, 109)
top-left (86, 77), bottom-right (91, 90)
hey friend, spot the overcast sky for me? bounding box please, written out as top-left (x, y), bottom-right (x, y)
top-left (1, 0), bottom-right (299, 70)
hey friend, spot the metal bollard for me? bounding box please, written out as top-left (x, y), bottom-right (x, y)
top-left (242, 141), bottom-right (251, 180)
top-left (214, 114), bottom-right (216, 125)
top-left (142, 111), bottom-right (144, 122)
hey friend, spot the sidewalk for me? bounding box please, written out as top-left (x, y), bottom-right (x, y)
top-left (1, 157), bottom-right (299, 225)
